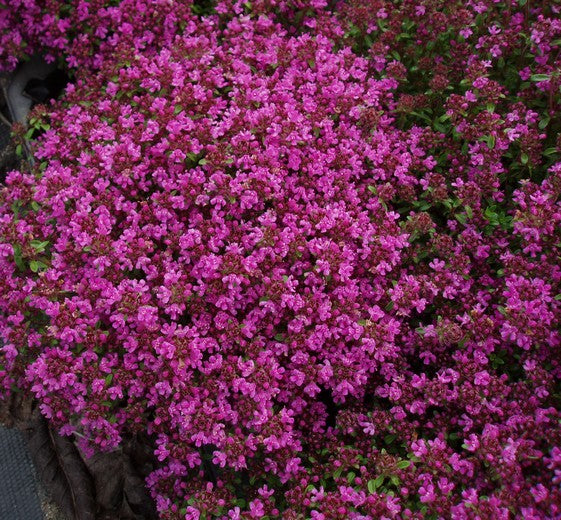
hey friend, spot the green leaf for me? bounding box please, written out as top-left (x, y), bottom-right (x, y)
top-left (347, 471), bottom-right (356, 484)
top-left (415, 201), bottom-right (430, 211)
top-left (30, 260), bottom-right (48, 272)
top-left (433, 121), bottom-right (448, 133)
top-left (484, 206), bottom-right (497, 220)
top-left (30, 240), bottom-right (49, 252)
top-left (397, 460), bottom-right (411, 469)
top-left (384, 434), bottom-right (396, 444)
top-left (521, 153), bottom-right (529, 165)
top-left (410, 110), bottom-right (432, 123)
top-left (333, 466), bottom-right (344, 479)
top-left (456, 213), bottom-right (467, 225)
top-left (13, 245), bottom-right (25, 271)
top-left (530, 74), bottom-right (550, 82)
top-left (539, 116), bottom-right (551, 129)
top-left (402, 18), bottom-right (414, 31)
top-left (368, 475), bottom-right (385, 493)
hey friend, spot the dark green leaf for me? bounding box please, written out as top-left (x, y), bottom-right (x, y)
top-left (530, 74), bottom-right (550, 82)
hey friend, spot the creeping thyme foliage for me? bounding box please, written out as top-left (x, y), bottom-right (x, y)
top-left (1, 1), bottom-right (561, 518)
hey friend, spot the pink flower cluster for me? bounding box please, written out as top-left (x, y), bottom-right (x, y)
top-left (0, 0), bottom-right (199, 71)
top-left (1, 0), bottom-right (561, 518)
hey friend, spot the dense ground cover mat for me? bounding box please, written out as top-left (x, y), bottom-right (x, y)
top-left (1, 0), bottom-right (561, 518)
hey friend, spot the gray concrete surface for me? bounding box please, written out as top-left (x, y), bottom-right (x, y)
top-left (0, 425), bottom-right (43, 520)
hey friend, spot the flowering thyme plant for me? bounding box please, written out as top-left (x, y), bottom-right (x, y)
top-left (1, 0), bottom-right (561, 518)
